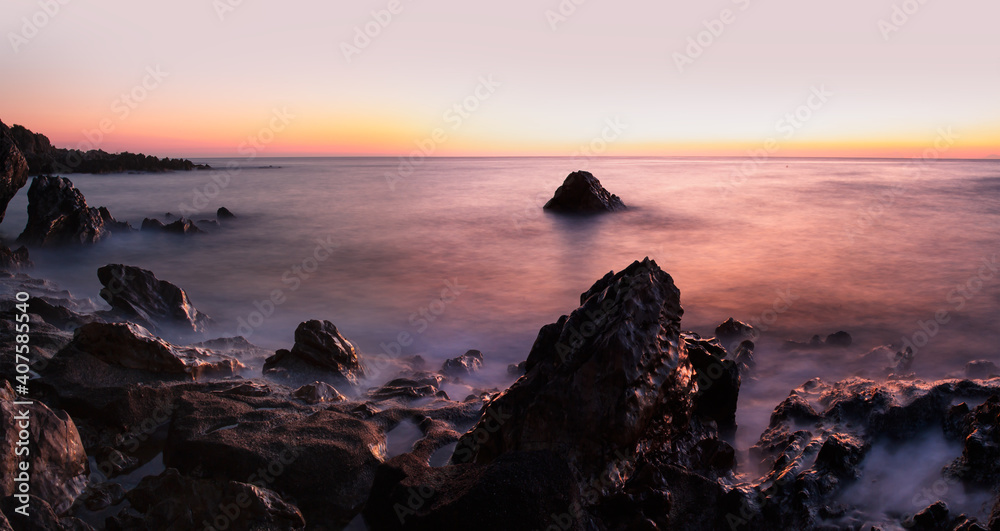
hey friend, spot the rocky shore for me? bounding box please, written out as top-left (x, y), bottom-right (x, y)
top-left (0, 132), bottom-right (999, 530)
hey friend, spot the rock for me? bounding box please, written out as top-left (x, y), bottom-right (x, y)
top-left (507, 361), bottom-right (526, 376)
top-left (141, 217), bottom-right (202, 235)
top-left (733, 339), bottom-right (756, 374)
top-left (97, 206), bottom-right (133, 233)
top-left (122, 468), bottom-right (305, 531)
top-left (74, 481), bottom-right (126, 511)
top-left (904, 501), bottom-right (950, 530)
top-left (0, 381), bottom-right (88, 515)
top-left (217, 207), bottom-right (236, 219)
top-left (0, 245), bottom-right (31, 270)
top-left (440, 350), bottom-right (484, 377)
top-left (0, 120), bottom-right (29, 225)
top-left (213, 381), bottom-right (271, 397)
top-left (0, 495), bottom-right (94, 531)
top-left (825, 331), bottom-right (853, 348)
top-left (16, 176), bottom-right (110, 246)
top-left (945, 395), bottom-right (1000, 485)
top-left (291, 381), bottom-right (346, 404)
top-left (714, 318), bottom-right (756, 352)
top-left (367, 376), bottom-right (448, 402)
top-left (543, 171), bottom-right (626, 214)
top-left (163, 391), bottom-right (385, 528)
top-left (263, 320), bottom-right (365, 386)
top-left (966, 360), bottom-right (1000, 379)
top-left (68, 322), bottom-right (244, 378)
top-left (97, 264), bottom-right (212, 336)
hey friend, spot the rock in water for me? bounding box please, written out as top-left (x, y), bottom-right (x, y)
top-left (16, 175), bottom-right (110, 246)
top-left (97, 264), bottom-right (212, 335)
top-left (543, 171), bottom-right (626, 213)
top-left (141, 217), bottom-right (202, 234)
top-left (0, 244), bottom-right (31, 270)
top-left (0, 120), bottom-right (29, 225)
top-left (440, 349), bottom-right (484, 377)
top-left (263, 320), bottom-right (366, 386)
top-left (217, 206), bottom-right (236, 219)
top-left (0, 380), bottom-right (88, 515)
top-left (714, 317), bottom-right (756, 352)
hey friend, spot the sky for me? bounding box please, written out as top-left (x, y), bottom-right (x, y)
top-left (1, 0), bottom-right (998, 158)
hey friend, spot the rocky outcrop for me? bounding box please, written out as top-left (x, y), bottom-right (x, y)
top-left (715, 317), bottom-right (756, 352)
top-left (114, 468), bottom-right (305, 530)
top-left (16, 176), bottom-right (111, 246)
top-left (97, 206), bottom-right (133, 233)
top-left (263, 320), bottom-right (366, 386)
top-left (97, 264), bottom-right (212, 336)
top-left (0, 381), bottom-right (88, 515)
top-left (0, 245), bottom-right (31, 270)
top-left (217, 207), bottom-right (236, 219)
top-left (292, 381), bottom-right (346, 404)
top-left (440, 350), bottom-right (484, 377)
top-left (68, 322), bottom-right (243, 378)
top-left (543, 171), bottom-right (626, 213)
top-left (0, 120), bottom-right (29, 224)
top-left (141, 217), bottom-right (202, 235)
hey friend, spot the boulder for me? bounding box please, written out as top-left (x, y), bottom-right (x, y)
top-left (120, 468), bottom-right (305, 531)
top-left (97, 264), bottom-right (212, 335)
top-left (0, 381), bottom-right (88, 515)
top-left (68, 322), bottom-right (244, 378)
top-left (0, 245), bottom-right (31, 270)
top-left (714, 318), bottom-right (756, 352)
top-left (97, 206), bottom-right (133, 233)
top-left (440, 350), bottom-right (484, 377)
top-left (0, 120), bottom-right (29, 225)
top-left (543, 171), bottom-right (626, 213)
top-left (825, 330), bottom-right (853, 348)
top-left (16, 176), bottom-right (110, 246)
top-left (291, 381), bottom-right (346, 404)
top-left (217, 207), bottom-right (236, 219)
top-left (263, 320), bottom-right (365, 386)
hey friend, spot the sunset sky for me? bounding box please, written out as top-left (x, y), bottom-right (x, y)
top-left (1, 0), bottom-right (998, 158)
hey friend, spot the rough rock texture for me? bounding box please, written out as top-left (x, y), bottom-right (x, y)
top-left (0, 495), bottom-right (94, 531)
top-left (543, 171), bottom-right (626, 213)
top-left (97, 206), bottom-right (133, 233)
top-left (0, 381), bottom-right (88, 515)
top-left (715, 317), bottom-right (756, 352)
top-left (263, 320), bottom-right (365, 386)
top-left (97, 264), bottom-right (212, 336)
top-left (0, 120), bottom-right (29, 225)
top-left (0, 245), bottom-right (31, 270)
top-left (117, 468), bottom-right (305, 530)
top-left (440, 350), bottom-right (484, 377)
top-left (367, 258), bottom-right (742, 529)
top-left (16, 176), bottom-right (111, 246)
top-left (69, 322), bottom-right (243, 378)
top-left (292, 381), bottom-right (346, 404)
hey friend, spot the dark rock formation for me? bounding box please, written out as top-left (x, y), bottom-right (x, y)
top-left (0, 245), bottom-right (31, 270)
top-left (367, 374), bottom-right (448, 402)
top-left (715, 317), bottom-right (756, 352)
top-left (0, 381), bottom-right (88, 515)
top-left (263, 320), bottom-right (366, 386)
top-left (440, 350), bottom-right (484, 377)
top-left (825, 330), bottom-right (853, 348)
top-left (8, 123), bottom-right (209, 175)
top-left (217, 207), bottom-right (236, 219)
top-left (117, 468), bottom-right (305, 530)
top-left (97, 206), bottom-right (134, 233)
top-left (0, 120), bottom-right (29, 224)
top-left (543, 171), bottom-right (626, 213)
top-left (69, 322), bottom-right (243, 378)
top-left (0, 495), bottom-right (94, 531)
top-left (16, 176), bottom-right (111, 246)
top-left (97, 264), bottom-right (212, 335)
top-left (292, 381), bottom-right (346, 404)
top-left (140, 217), bottom-right (202, 235)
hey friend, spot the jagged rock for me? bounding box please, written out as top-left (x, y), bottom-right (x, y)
top-left (715, 318), bottom-right (756, 352)
top-left (73, 481), bottom-right (126, 511)
top-left (0, 495), bottom-right (94, 531)
top-left (367, 376), bottom-right (448, 402)
top-left (733, 339), bottom-right (756, 374)
top-left (292, 381), bottom-right (346, 404)
top-left (0, 381), bottom-right (88, 515)
top-left (543, 171), bottom-right (626, 213)
top-left (217, 207), bottom-right (236, 219)
top-left (0, 120), bottom-right (29, 225)
top-left (966, 360), bottom-right (1000, 380)
top-left (68, 322), bottom-right (243, 378)
top-left (141, 217), bottom-right (202, 235)
top-left (904, 501), bottom-right (950, 530)
top-left (440, 350), bottom-right (484, 377)
top-left (16, 176), bottom-right (110, 246)
top-left (97, 264), bottom-right (212, 335)
top-left (263, 320), bottom-right (365, 386)
top-left (0, 245), bottom-right (31, 270)
top-left (163, 391), bottom-right (385, 529)
top-left (121, 468), bottom-right (305, 531)
top-left (97, 206), bottom-right (133, 233)
top-left (945, 395), bottom-right (1000, 485)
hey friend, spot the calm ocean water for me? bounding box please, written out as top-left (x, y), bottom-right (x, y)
top-left (3, 156), bottom-right (1000, 449)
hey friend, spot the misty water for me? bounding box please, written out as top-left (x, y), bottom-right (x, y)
top-left (3, 157), bottom-right (1000, 487)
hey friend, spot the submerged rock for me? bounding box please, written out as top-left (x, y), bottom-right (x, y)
top-left (543, 171), bottom-right (626, 213)
top-left (217, 207), bottom-right (236, 219)
top-left (141, 217), bottom-right (202, 235)
top-left (0, 120), bottom-right (29, 225)
top-left (97, 206), bottom-right (134, 233)
top-left (263, 320), bottom-right (366, 386)
top-left (16, 176), bottom-right (111, 246)
top-left (440, 349), bottom-right (484, 377)
top-left (97, 264), bottom-right (212, 336)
